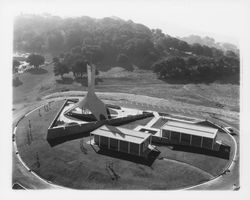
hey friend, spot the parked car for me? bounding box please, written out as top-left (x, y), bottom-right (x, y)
top-left (224, 127), bottom-right (237, 135)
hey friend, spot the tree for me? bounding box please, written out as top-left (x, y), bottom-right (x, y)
top-left (72, 59), bottom-right (88, 78)
top-left (152, 57), bottom-right (186, 79)
top-left (95, 69), bottom-right (99, 76)
top-left (14, 13), bottom-right (240, 80)
top-left (211, 47), bottom-right (224, 58)
top-left (117, 53), bottom-right (133, 71)
top-left (53, 57), bottom-right (59, 64)
top-left (53, 62), bottom-right (69, 79)
top-left (178, 40), bottom-right (190, 51)
top-left (225, 50), bottom-right (237, 58)
top-left (71, 46), bottom-right (82, 54)
top-left (26, 54), bottom-right (45, 68)
top-left (152, 59), bottom-right (167, 79)
top-left (186, 56), bottom-right (198, 67)
top-left (13, 59), bottom-right (20, 73)
top-left (47, 31), bottom-right (65, 54)
top-left (191, 43), bottom-right (203, 55)
top-left (81, 45), bottom-right (103, 64)
top-left (59, 53), bottom-right (65, 58)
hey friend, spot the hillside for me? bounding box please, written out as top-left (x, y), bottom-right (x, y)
top-left (13, 14), bottom-right (240, 120)
top-left (179, 35), bottom-right (239, 55)
top-left (13, 14), bottom-right (240, 84)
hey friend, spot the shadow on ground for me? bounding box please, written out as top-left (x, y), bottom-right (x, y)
top-left (97, 148), bottom-right (160, 166)
top-left (160, 75), bottom-right (239, 85)
top-left (47, 132), bottom-right (91, 147)
top-left (56, 77), bottom-right (74, 84)
top-left (26, 68), bottom-right (48, 74)
top-left (172, 144), bottom-right (230, 160)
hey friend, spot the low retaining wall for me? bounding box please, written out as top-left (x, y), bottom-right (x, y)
top-left (47, 121), bottom-right (105, 141)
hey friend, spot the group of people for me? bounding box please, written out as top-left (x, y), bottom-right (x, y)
top-left (43, 102), bottom-right (51, 112)
top-left (27, 119), bottom-right (33, 145)
top-left (38, 102), bottom-right (52, 116)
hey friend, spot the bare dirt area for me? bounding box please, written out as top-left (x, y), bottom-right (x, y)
top-left (13, 66), bottom-right (239, 118)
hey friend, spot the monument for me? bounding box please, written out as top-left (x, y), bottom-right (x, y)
top-left (64, 64), bottom-right (108, 121)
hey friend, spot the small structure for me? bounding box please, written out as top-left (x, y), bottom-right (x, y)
top-left (161, 121), bottom-right (218, 150)
top-left (91, 125), bottom-right (152, 157)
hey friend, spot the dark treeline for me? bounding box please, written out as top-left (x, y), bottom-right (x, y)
top-left (14, 14), bottom-right (240, 82)
top-left (153, 55), bottom-right (239, 82)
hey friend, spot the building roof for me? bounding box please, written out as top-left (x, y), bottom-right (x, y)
top-left (161, 121), bottom-right (218, 139)
top-left (91, 125), bottom-right (151, 144)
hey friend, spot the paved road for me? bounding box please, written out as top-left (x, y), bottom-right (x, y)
top-left (187, 119), bottom-right (239, 190)
top-left (12, 98), bottom-right (66, 189)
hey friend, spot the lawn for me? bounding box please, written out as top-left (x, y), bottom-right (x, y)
top-left (15, 99), bottom-right (232, 189)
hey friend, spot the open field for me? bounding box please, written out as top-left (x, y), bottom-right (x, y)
top-left (14, 97), bottom-right (233, 189)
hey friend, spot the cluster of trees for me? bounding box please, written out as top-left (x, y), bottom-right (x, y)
top-left (53, 60), bottom-right (69, 79)
top-left (152, 30), bottom-right (228, 58)
top-left (13, 54), bottom-right (45, 73)
top-left (53, 45), bottom-right (102, 79)
top-left (26, 54), bottom-right (45, 68)
top-left (14, 15), bottom-right (158, 70)
top-left (14, 14), bottom-right (240, 82)
top-left (153, 55), bottom-right (239, 81)
top-left (180, 35), bottom-right (239, 55)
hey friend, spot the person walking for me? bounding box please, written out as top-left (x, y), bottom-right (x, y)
top-left (28, 120), bottom-right (33, 142)
top-left (36, 152), bottom-right (40, 168)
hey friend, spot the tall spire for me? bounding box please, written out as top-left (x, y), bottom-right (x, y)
top-left (64, 63), bottom-right (108, 121)
top-left (87, 64), bottom-right (95, 92)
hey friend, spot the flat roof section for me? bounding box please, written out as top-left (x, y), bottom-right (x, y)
top-left (91, 125), bottom-right (151, 144)
top-left (161, 121), bottom-right (218, 139)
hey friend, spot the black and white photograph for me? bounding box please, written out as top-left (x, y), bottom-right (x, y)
top-left (1, 0), bottom-right (250, 198)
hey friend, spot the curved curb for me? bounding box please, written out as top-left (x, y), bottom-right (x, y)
top-left (182, 122), bottom-right (238, 190)
top-left (13, 100), bottom-right (67, 189)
